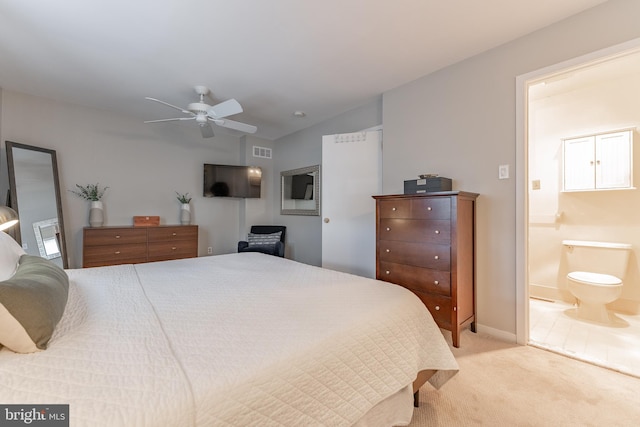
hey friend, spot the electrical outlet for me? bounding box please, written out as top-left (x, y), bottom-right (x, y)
top-left (207, 247), bottom-right (212, 254)
top-left (532, 179), bottom-right (541, 190)
top-left (498, 164), bottom-right (509, 180)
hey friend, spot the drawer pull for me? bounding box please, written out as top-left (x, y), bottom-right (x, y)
top-left (392, 207), bottom-right (397, 211)
top-left (454, 307), bottom-right (457, 311)
top-left (434, 280), bottom-right (439, 285)
top-left (171, 247), bottom-right (177, 250)
top-left (427, 207), bottom-right (432, 211)
top-left (434, 230), bottom-right (440, 234)
top-left (385, 249), bottom-right (390, 253)
top-left (386, 227), bottom-right (390, 231)
top-left (114, 251), bottom-right (121, 255)
top-left (434, 305), bottom-right (440, 311)
top-left (434, 255), bottom-right (439, 260)
top-left (385, 270), bottom-right (390, 275)
top-left (172, 233), bottom-right (177, 236)
top-left (115, 235), bottom-right (121, 239)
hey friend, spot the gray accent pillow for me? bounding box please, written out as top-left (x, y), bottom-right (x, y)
top-left (0, 255), bottom-right (69, 353)
top-left (247, 231), bottom-right (282, 247)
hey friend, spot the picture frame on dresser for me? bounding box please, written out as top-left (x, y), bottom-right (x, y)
top-left (373, 191), bottom-right (479, 347)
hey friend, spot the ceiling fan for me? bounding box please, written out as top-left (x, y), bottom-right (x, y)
top-left (144, 86), bottom-right (257, 138)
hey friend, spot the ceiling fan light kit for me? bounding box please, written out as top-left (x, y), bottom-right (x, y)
top-left (144, 86), bottom-right (257, 138)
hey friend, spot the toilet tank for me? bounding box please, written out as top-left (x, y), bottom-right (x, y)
top-left (562, 240), bottom-right (632, 278)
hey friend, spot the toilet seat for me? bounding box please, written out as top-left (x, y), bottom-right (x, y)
top-left (568, 271), bottom-right (621, 286)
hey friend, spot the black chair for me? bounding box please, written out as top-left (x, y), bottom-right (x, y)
top-left (238, 225), bottom-right (286, 257)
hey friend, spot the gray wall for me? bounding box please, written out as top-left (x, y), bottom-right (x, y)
top-left (382, 0), bottom-right (640, 336)
top-left (273, 97), bottom-right (382, 266)
top-left (0, 90), bottom-right (275, 268)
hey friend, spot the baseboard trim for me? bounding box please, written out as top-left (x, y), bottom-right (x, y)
top-left (476, 324), bottom-right (517, 343)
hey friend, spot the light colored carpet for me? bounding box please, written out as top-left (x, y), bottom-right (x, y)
top-left (406, 329), bottom-right (640, 427)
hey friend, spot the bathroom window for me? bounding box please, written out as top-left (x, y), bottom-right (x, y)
top-left (562, 129), bottom-right (634, 191)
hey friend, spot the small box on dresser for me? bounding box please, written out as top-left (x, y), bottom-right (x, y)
top-left (83, 225), bottom-right (198, 268)
top-left (373, 191), bottom-right (478, 347)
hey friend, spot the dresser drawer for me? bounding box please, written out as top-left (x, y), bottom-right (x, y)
top-left (379, 261), bottom-right (451, 296)
top-left (148, 226), bottom-right (198, 242)
top-left (412, 290), bottom-right (452, 328)
top-left (411, 197), bottom-right (451, 219)
top-left (83, 243), bottom-right (147, 267)
top-left (378, 240), bottom-right (450, 270)
top-left (378, 199), bottom-right (411, 218)
top-left (379, 219), bottom-right (450, 244)
top-left (84, 228), bottom-right (147, 246)
top-left (148, 241), bottom-right (198, 262)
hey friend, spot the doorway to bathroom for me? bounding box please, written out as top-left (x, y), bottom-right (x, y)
top-left (517, 40), bottom-right (640, 378)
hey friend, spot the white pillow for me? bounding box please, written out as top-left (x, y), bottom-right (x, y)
top-left (0, 231), bottom-right (26, 281)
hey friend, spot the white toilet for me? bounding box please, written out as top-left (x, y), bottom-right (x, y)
top-left (562, 240), bottom-right (632, 323)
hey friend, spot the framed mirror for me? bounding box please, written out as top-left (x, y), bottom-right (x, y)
top-left (6, 141), bottom-right (68, 268)
top-left (281, 165), bottom-right (320, 216)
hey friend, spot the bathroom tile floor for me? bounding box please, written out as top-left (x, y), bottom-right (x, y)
top-left (529, 298), bottom-right (640, 378)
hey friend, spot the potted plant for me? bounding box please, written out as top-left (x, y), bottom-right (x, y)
top-left (70, 184), bottom-right (109, 227)
top-left (176, 192), bottom-right (192, 225)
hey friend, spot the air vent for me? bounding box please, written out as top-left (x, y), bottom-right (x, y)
top-left (253, 146), bottom-right (272, 159)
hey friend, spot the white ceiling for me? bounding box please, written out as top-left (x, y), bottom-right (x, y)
top-left (0, 0), bottom-right (608, 140)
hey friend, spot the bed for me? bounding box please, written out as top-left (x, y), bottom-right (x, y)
top-left (0, 246), bottom-right (458, 426)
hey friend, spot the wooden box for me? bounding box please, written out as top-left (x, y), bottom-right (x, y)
top-left (133, 216), bottom-right (160, 227)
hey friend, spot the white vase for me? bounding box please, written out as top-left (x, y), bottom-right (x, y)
top-left (89, 200), bottom-right (104, 227)
top-left (180, 203), bottom-right (191, 225)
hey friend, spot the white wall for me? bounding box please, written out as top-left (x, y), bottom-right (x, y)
top-left (273, 98), bottom-right (382, 266)
top-left (382, 0), bottom-right (640, 335)
top-left (0, 90), bottom-right (275, 268)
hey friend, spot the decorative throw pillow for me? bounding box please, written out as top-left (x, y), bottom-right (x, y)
top-left (0, 254), bottom-right (69, 353)
top-left (247, 231), bottom-right (282, 247)
top-left (0, 231), bottom-right (26, 281)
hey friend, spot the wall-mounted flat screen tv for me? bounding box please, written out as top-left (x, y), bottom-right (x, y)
top-left (203, 164), bottom-right (262, 198)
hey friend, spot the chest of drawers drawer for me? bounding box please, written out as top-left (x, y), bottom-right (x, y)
top-left (83, 243), bottom-right (148, 267)
top-left (148, 240), bottom-right (198, 262)
top-left (83, 228), bottom-right (147, 246)
top-left (379, 219), bottom-right (450, 244)
top-left (379, 261), bottom-right (451, 296)
top-left (148, 226), bottom-right (198, 242)
top-left (378, 240), bottom-right (450, 270)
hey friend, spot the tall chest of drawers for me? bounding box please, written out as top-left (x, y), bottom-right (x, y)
top-left (373, 191), bottom-right (478, 347)
top-left (83, 225), bottom-right (198, 267)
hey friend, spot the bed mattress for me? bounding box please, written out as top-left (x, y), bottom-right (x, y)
top-left (0, 253), bottom-right (458, 426)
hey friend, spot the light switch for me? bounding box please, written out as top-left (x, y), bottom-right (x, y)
top-left (498, 164), bottom-right (509, 180)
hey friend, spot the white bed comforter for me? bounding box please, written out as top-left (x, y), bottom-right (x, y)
top-left (0, 253), bottom-right (458, 426)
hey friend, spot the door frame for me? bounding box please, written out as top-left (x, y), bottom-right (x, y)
top-left (515, 37), bottom-right (640, 345)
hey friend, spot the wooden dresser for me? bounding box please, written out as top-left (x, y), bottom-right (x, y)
top-left (83, 225), bottom-right (198, 268)
top-left (373, 191), bottom-right (478, 347)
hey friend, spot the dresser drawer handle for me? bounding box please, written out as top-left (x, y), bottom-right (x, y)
top-left (427, 207), bottom-right (432, 211)
top-left (385, 270), bottom-right (390, 275)
top-left (434, 255), bottom-right (439, 260)
top-left (115, 235), bottom-right (121, 239)
top-left (171, 247), bottom-right (177, 250)
top-left (392, 207), bottom-right (397, 211)
top-left (114, 251), bottom-right (121, 255)
top-left (172, 232), bottom-right (177, 236)
top-left (434, 230), bottom-right (440, 234)
top-left (385, 249), bottom-right (390, 253)
top-left (434, 280), bottom-right (439, 285)
top-left (434, 305), bottom-right (440, 311)
top-left (386, 227), bottom-right (390, 231)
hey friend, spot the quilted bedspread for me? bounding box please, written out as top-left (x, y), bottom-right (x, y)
top-left (0, 253), bottom-right (458, 426)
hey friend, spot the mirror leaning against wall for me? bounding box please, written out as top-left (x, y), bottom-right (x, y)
top-left (5, 141), bottom-right (68, 268)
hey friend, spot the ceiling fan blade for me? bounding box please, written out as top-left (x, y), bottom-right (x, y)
top-left (200, 123), bottom-right (215, 138)
top-left (144, 117), bottom-right (195, 123)
top-left (145, 97), bottom-right (194, 116)
top-left (207, 99), bottom-right (243, 119)
top-left (213, 118), bottom-right (257, 134)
